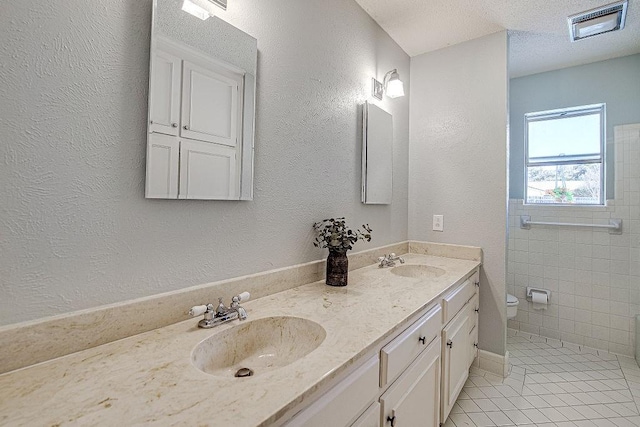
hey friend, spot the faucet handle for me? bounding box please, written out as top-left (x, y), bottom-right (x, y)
top-left (189, 305), bottom-right (208, 317)
top-left (215, 298), bottom-right (228, 315)
top-left (235, 291), bottom-right (251, 303)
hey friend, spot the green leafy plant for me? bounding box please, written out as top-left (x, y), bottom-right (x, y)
top-left (313, 218), bottom-right (372, 253)
top-left (545, 187), bottom-right (574, 202)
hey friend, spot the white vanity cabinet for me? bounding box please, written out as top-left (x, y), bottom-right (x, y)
top-left (282, 267), bottom-right (480, 427)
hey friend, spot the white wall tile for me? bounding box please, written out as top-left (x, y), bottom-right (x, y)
top-left (506, 125), bottom-right (639, 355)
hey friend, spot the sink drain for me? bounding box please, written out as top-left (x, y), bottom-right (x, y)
top-left (234, 367), bottom-right (254, 378)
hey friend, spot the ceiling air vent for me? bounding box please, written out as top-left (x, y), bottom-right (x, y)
top-left (568, 0), bottom-right (628, 42)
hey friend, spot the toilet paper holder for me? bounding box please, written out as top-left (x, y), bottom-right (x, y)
top-left (526, 287), bottom-right (550, 301)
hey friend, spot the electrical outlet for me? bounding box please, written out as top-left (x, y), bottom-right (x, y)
top-left (433, 215), bottom-right (444, 232)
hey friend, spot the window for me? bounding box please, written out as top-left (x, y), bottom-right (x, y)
top-left (525, 104), bottom-right (605, 205)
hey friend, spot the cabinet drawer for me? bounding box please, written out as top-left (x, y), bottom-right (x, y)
top-left (285, 356), bottom-right (379, 427)
top-left (442, 279), bottom-right (474, 324)
top-left (351, 402), bottom-right (380, 427)
top-left (380, 304), bottom-right (442, 387)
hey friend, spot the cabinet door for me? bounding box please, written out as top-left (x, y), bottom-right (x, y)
top-left (380, 337), bottom-right (441, 427)
top-left (181, 60), bottom-right (243, 147)
top-left (179, 139), bottom-right (237, 199)
top-left (149, 49), bottom-right (181, 136)
top-left (441, 306), bottom-right (471, 421)
top-left (468, 294), bottom-right (479, 365)
top-left (145, 133), bottom-right (179, 199)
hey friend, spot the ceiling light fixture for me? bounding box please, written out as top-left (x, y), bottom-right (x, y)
top-left (372, 69), bottom-right (405, 100)
top-left (568, 0), bottom-right (628, 42)
top-left (182, 0), bottom-right (211, 20)
top-left (181, 0), bottom-right (227, 20)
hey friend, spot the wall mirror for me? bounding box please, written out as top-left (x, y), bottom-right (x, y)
top-left (146, 0), bottom-right (257, 200)
top-left (361, 102), bottom-right (393, 204)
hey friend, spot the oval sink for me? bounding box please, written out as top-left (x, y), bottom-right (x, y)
top-left (390, 264), bottom-right (446, 279)
top-left (191, 316), bottom-right (326, 378)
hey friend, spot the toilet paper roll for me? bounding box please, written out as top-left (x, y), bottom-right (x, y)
top-left (531, 291), bottom-right (548, 310)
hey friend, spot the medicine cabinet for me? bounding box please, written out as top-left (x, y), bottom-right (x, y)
top-left (146, 0), bottom-right (257, 200)
top-left (361, 102), bottom-right (393, 204)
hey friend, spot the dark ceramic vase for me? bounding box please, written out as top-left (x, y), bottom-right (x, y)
top-left (326, 250), bottom-right (348, 287)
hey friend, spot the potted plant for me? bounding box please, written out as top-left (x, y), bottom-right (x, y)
top-left (313, 218), bottom-right (372, 286)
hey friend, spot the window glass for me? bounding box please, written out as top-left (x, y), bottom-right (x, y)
top-left (528, 114), bottom-right (601, 160)
top-left (525, 104), bottom-right (604, 205)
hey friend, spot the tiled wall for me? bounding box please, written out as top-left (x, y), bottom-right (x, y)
top-left (507, 124), bottom-right (640, 356)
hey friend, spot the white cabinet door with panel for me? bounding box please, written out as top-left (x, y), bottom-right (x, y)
top-left (181, 60), bottom-right (243, 148)
top-left (145, 133), bottom-right (179, 199)
top-left (441, 306), bottom-right (471, 421)
top-left (380, 337), bottom-right (441, 427)
top-left (468, 293), bottom-right (479, 366)
top-left (179, 139), bottom-right (237, 200)
top-left (149, 48), bottom-right (181, 136)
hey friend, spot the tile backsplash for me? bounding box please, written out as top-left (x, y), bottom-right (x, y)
top-left (507, 123), bottom-right (640, 356)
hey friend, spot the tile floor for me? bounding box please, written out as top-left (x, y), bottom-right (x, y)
top-left (443, 330), bottom-right (640, 426)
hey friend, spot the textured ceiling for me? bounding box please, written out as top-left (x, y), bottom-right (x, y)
top-left (354, 0), bottom-right (640, 77)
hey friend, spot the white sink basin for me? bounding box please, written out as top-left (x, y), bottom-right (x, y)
top-left (390, 264), bottom-right (446, 279)
top-left (191, 316), bottom-right (326, 378)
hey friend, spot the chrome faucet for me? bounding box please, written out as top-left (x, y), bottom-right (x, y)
top-left (378, 253), bottom-right (405, 268)
top-left (189, 292), bottom-right (250, 328)
top-left (228, 294), bottom-right (248, 320)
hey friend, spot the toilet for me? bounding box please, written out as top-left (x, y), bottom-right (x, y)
top-left (507, 294), bottom-right (519, 319)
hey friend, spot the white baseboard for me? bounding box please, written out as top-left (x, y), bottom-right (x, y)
top-left (474, 349), bottom-right (509, 377)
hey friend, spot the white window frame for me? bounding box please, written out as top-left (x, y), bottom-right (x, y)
top-left (524, 103), bottom-right (606, 206)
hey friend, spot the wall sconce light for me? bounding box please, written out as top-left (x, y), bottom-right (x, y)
top-left (182, 0), bottom-right (227, 20)
top-left (372, 69), bottom-right (405, 100)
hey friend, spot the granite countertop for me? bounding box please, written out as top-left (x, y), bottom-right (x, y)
top-left (0, 253), bottom-right (480, 426)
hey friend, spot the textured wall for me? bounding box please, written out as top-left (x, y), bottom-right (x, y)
top-left (509, 54), bottom-right (640, 199)
top-left (408, 32), bottom-right (509, 356)
top-left (0, 0), bottom-right (410, 325)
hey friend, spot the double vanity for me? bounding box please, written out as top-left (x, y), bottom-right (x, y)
top-left (0, 245), bottom-right (481, 426)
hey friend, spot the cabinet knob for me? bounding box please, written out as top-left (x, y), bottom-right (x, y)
top-left (475, 308), bottom-right (479, 313)
top-left (183, 125), bottom-right (189, 130)
top-left (474, 343), bottom-right (479, 348)
top-left (172, 123), bottom-right (178, 128)
top-left (475, 281), bottom-right (480, 287)
top-left (149, 120), bottom-right (154, 124)
top-left (387, 415), bottom-right (396, 427)
top-left (418, 336), bottom-right (426, 345)
top-left (447, 340), bottom-right (453, 348)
